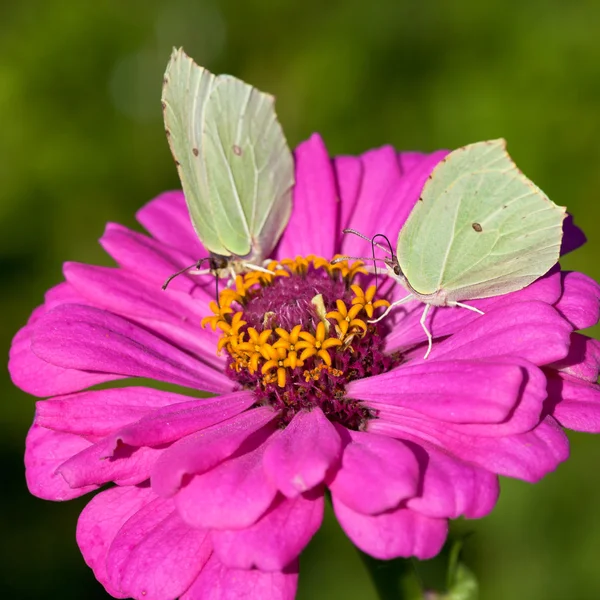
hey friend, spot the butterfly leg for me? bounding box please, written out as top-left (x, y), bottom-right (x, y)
top-left (448, 301), bottom-right (484, 316)
top-left (420, 304), bottom-right (434, 359)
top-left (243, 262), bottom-right (276, 275)
top-left (368, 293), bottom-right (414, 324)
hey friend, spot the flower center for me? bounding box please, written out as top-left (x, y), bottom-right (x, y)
top-left (202, 256), bottom-right (397, 429)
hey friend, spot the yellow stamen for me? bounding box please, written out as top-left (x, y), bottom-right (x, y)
top-left (216, 311), bottom-right (247, 334)
top-left (202, 255), bottom-right (387, 388)
top-left (351, 284), bottom-right (390, 318)
top-left (201, 300), bottom-right (234, 330)
top-left (296, 322), bottom-right (342, 365)
top-left (326, 300), bottom-right (368, 337)
top-left (236, 327), bottom-right (273, 373)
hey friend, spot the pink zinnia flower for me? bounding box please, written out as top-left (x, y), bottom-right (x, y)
top-left (9, 134), bottom-right (600, 600)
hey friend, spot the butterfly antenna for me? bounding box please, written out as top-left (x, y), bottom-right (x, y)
top-left (370, 234), bottom-right (396, 291)
top-left (370, 238), bottom-right (379, 289)
top-left (342, 228), bottom-right (373, 242)
top-left (342, 228), bottom-right (394, 255)
top-left (162, 258), bottom-right (210, 290)
top-left (371, 233), bottom-right (394, 257)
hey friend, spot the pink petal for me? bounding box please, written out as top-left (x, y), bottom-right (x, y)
top-left (359, 358), bottom-right (547, 436)
top-left (349, 359), bottom-right (529, 424)
top-left (555, 271), bottom-right (600, 330)
top-left (136, 190), bottom-right (206, 258)
top-left (177, 436), bottom-right (278, 530)
top-left (262, 407), bottom-right (342, 497)
top-left (9, 320), bottom-right (121, 397)
top-left (334, 155), bottom-right (363, 246)
top-left (100, 223), bottom-right (211, 297)
top-left (108, 391), bottom-right (256, 448)
top-left (547, 374), bottom-right (600, 433)
top-left (339, 145), bottom-right (401, 258)
top-left (77, 485), bottom-right (155, 598)
top-left (25, 424), bottom-right (98, 500)
top-left (152, 407), bottom-right (277, 498)
top-left (333, 497), bottom-right (448, 560)
top-left (44, 280), bottom-right (89, 309)
top-left (59, 394), bottom-right (254, 488)
top-left (105, 495), bottom-right (212, 600)
top-left (429, 301), bottom-right (572, 365)
top-left (385, 270), bottom-right (563, 351)
top-left (31, 304), bottom-right (233, 393)
top-left (552, 333), bottom-right (600, 382)
top-left (561, 213), bottom-right (587, 255)
top-left (405, 440), bottom-right (500, 519)
top-left (58, 438), bottom-right (163, 488)
top-left (211, 490), bottom-right (324, 571)
top-left (35, 387), bottom-right (196, 437)
top-left (328, 428), bottom-right (419, 514)
top-left (276, 134), bottom-right (337, 260)
top-left (181, 555), bottom-right (299, 600)
top-left (398, 151), bottom-right (434, 172)
top-left (370, 415), bottom-right (569, 483)
top-left (342, 148), bottom-right (448, 258)
top-left (64, 262), bottom-right (223, 369)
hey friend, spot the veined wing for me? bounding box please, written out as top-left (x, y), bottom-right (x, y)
top-left (397, 139), bottom-right (565, 299)
top-left (162, 48), bottom-right (293, 259)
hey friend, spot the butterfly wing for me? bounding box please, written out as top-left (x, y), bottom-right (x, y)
top-left (162, 48), bottom-right (293, 260)
top-left (396, 139), bottom-right (566, 301)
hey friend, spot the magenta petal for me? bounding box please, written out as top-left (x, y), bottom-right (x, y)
top-left (276, 134), bottom-right (337, 260)
top-left (64, 262), bottom-right (223, 368)
top-left (339, 146), bottom-right (401, 258)
top-left (181, 555), bottom-right (299, 600)
top-left (77, 485), bottom-right (155, 598)
top-left (328, 428), bottom-right (419, 514)
top-left (548, 374), bottom-right (600, 433)
top-left (100, 223), bottom-right (206, 295)
top-left (31, 304), bottom-right (233, 393)
top-left (342, 148), bottom-right (448, 258)
top-left (405, 441), bottom-right (500, 519)
top-left (109, 391), bottom-right (256, 448)
top-left (152, 407), bottom-right (277, 497)
top-left (177, 437), bottom-right (277, 530)
top-left (333, 497), bottom-right (447, 560)
top-left (58, 436), bottom-right (163, 488)
top-left (44, 280), bottom-right (89, 309)
top-left (430, 301), bottom-right (572, 365)
top-left (385, 271), bottom-right (563, 351)
top-left (105, 495), bottom-right (212, 600)
top-left (561, 213), bottom-right (587, 255)
top-left (9, 320), bottom-right (121, 397)
top-left (348, 359), bottom-right (528, 424)
top-left (552, 333), bottom-right (600, 382)
top-left (211, 490), bottom-right (324, 571)
top-left (35, 387), bottom-right (194, 437)
top-left (361, 358), bottom-right (547, 436)
top-left (136, 190), bottom-right (206, 258)
top-left (370, 415), bottom-right (569, 483)
top-left (555, 271), bottom-right (600, 330)
top-left (334, 155), bottom-right (363, 246)
top-left (262, 407), bottom-right (342, 497)
top-left (25, 424), bottom-right (98, 500)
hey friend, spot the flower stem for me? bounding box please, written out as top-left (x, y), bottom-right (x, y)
top-left (358, 550), bottom-right (424, 600)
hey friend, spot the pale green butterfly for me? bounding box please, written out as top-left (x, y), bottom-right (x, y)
top-left (161, 47), bottom-right (294, 288)
top-left (344, 139), bottom-right (566, 358)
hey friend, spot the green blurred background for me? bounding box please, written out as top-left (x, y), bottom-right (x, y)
top-left (3, 0), bottom-right (600, 598)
